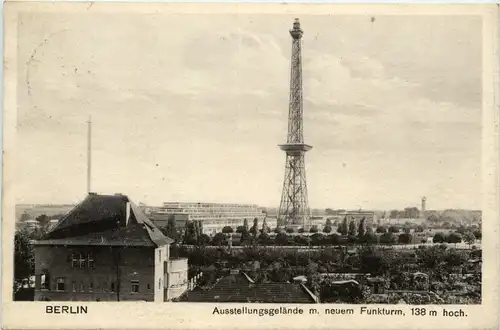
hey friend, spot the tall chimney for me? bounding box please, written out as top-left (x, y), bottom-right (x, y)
top-left (421, 196), bottom-right (427, 218)
top-left (87, 116), bottom-right (92, 194)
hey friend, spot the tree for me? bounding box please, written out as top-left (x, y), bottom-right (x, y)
top-left (379, 232), bottom-right (396, 245)
top-left (275, 232), bottom-right (288, 246)
top-left (325, 218), bottom-right (333, 227)
top-left (182, 220), bottom-right (199, 245)
top-left (376, 226), bottom-right (387, 234)
top-left (348, 220), bottom-right (357, 236)
top-left (183, 220), bottom-right (190, 244)
top-left (347, 235), bottom-right (358, 244)
top-left (357, 217), bottom-right (366, 238)
top-left (258, 233), bottom-right (272, 245)
top-left (310, 233), bottom-right (325, 246)
top-left (160, 218), bottom-right (179, 241)
top-left (222, 226), bottom-right (234, 234)
top-left (337, 217), bottom-right (348, 236)
top-left (250, 218), bottom-right (259, 237)
top-left (286, 227), bottom-right (295, 234)
top-left (446, 232), bottom-right (462, 245)
top-left (398, 233), bottom-right (412, 244)
top-left (309, 225), bottom-right (319, 233)
top-left (456, 225), bottom-right (467, 234)
top-left (198, 234), bottom-right (211, 246)
top-left (48, 213), bottom-right (65, 220)
top-left (473, 230), bottom-right (482, 240)
top-left (463, 231), bottom-right (475, 247)
top-left (389, 210), bottom-right (399, 219)
top-left (261, 218), bottom-right (269, 235)
top-left (192, 221), bottom-right (200, 244)
top-left (193, 221), bottom-right (199, 239)
top-left (239, 219), bottom-right (251, 241)
top-left (326, 234), bottom-right (341, 245)
top-left (427, 214), bottom-right (440, 223)
top-left (404, 207), bottom-right (419, 218)
top-left (442, 222), bottom-right (452, 229)
top-left (403, 227), bottom-right (411, 234)
top-left (36, 214), bottom-right (50, 228)
top-left (211, 233), bottom-right (227, 246)
top-left (294, 235), bottom-right (310, 246)
top-left (14, 229), bottom-right (34, 292)
top-left (197, 221), bottom-right (204, 238)
top-left (323, 225), bottom-right (332, 234)
top-left (20, 212), bottom-right (31, 222)
top-left (298, 228), bottom-right (305, 234)
top-left (360, 232), bottom-right (378, 245)
top-left (415, 225), bottom-right (425, 233)
top-left (433, 232), bottom-right (446, 243)
top-left (388, 226), bottom-right (399, 233)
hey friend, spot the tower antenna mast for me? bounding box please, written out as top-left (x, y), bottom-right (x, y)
top-left (277, 18), bottom-right (312, 230)
top-left (87, 116), bottom-right (92, 194)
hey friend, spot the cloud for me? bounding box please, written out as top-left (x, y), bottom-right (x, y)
top-left (15, 13), bottom-right (482, 209)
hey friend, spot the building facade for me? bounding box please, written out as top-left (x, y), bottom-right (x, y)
top-left (145, 202), bottom-right (266, 235)
top-left (336, 211), bottom-right (376, 224)
top-left (33, 193), bottom-right (188, 302)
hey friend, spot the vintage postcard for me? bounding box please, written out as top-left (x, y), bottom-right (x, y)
top-left (2, 2), bottom-right (499, 330)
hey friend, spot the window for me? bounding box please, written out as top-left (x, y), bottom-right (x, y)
top-left (56, 278), bottom-right (65, 291)
top-left (40, 271), bottom-right (50, 290)
top-left (72, 281), bottom-right (77, 292)
top-left (158, 278), bottom-right (161, 289)
top-left (158, 250), bottom-right (162, 262)
top-left (87, 252), bottom-right (94, 269)
top-left (71, 253), bottom-right (78, 268)
top-left (111, 282), bottom-right (115, 292)
top-left (131, 280), bottom-right (139, 293)
top-left (79, 281), bottom-right (85, 292)
top-left (79, 253), bottom-right (86, 268)
top-left (147, 284), bottom-right (150, 290)
top-left (89, 282), bottom-right (93, 292)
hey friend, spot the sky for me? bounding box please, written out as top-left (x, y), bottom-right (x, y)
top-left (15, 12), bottom-right (482, 210)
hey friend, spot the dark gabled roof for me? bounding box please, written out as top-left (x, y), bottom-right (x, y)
top-left (180, 273), bottom-right (317, 303)
top-left (34, 193), bottom-right (173, 247)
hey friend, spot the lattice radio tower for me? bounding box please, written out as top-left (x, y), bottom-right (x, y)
top-left (277, 18), bottom-right (312, 230)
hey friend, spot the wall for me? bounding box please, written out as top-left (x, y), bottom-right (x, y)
top-left (165, 258), bottom-right (188, 301)
top-left (154, 245), bottom-right (169, 302)
top-left (34, 245), bottom-right (155, 302)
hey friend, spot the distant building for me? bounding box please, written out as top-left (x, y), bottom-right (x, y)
top-left (145, 202), bottom-right (266, 235)
top-left (16, 219), bottom-right (40, 232)
top-left (337, 211), bottom-right (375, 224)
top-left (32, 193), bottom-right (188, 302)
top-left (147, 213), bottom-right (190, 231)
top-left (382, 218), bottom-right (426, 226)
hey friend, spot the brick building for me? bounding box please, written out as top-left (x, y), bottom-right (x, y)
top-left (33, 193), bottom-right (188, 302)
